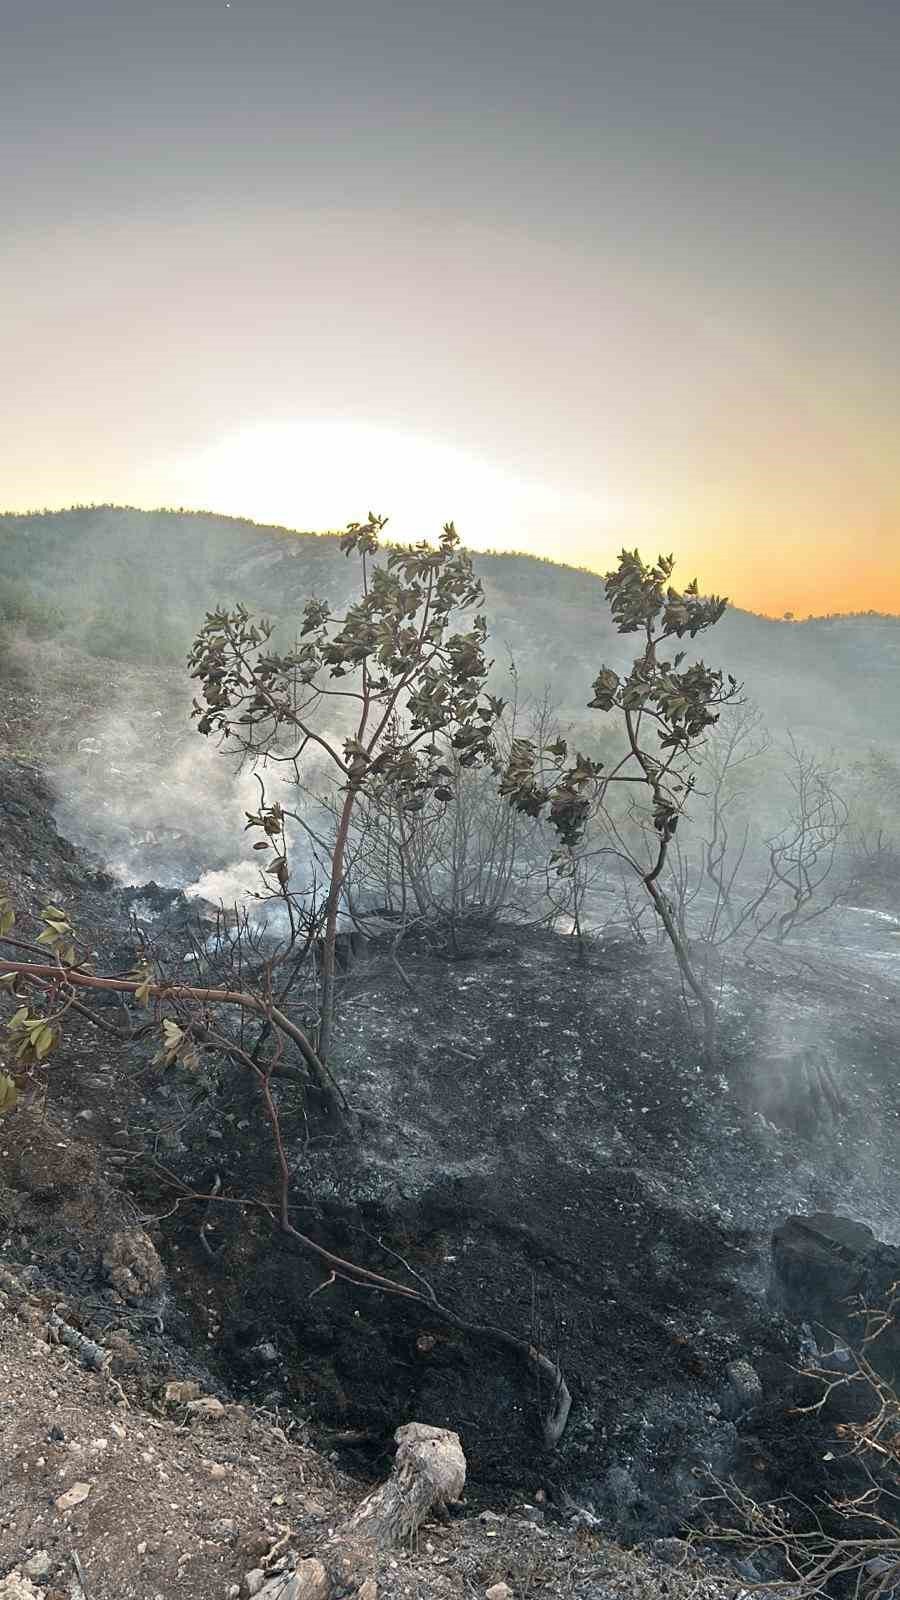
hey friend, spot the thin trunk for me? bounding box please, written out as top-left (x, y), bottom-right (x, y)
top-left (644, 877), bottom-right (717, 1061)
top-left (318, 784), bottom-right (356, 1065)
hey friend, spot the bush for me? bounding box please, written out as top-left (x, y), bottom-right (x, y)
top-left (0, 578), bottom-right (65, 639)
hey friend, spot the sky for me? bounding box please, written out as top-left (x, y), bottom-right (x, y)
top-left (1, 0), bottom-right (899, 617)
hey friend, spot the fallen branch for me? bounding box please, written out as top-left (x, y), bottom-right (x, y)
top-left (0, 960), bottom-right (350, 1126)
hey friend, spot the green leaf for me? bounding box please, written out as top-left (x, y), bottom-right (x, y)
top-left (34, 1025), bottom-right (56, 1061)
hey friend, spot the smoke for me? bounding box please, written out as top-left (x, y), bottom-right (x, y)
top-left (38, 660), bottom-right (340, 918)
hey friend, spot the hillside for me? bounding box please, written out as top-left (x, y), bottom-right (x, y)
top-left (2, 511), bottom-right (900, 1597)
top-left (3, 506), bottom-right (899, 750)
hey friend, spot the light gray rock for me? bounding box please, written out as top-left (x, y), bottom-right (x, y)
top-left (22, 1554), bottom-right (52, 1582)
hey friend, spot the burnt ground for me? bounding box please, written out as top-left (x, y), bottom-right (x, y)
top-left (2, 644), bottom-right (900, 1594)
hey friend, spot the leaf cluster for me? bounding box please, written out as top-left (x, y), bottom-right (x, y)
top-left (188, 517), bottom-right (502, 795)
top-left (499, 549), bottom-right (738, 852)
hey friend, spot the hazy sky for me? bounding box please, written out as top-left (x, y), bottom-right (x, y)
top-left (2, 0), bottom-right (899, 615)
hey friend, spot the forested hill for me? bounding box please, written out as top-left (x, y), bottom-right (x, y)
top-left (2, 504), bottom-right (899, 749)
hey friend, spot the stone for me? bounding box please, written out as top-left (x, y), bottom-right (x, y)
top-left (257, 1562), bottom-right (330, 1600)
top-left (771, 1213), bottom-right (900, 1376)
top-left (185, 1396), bottom-right (226, 1422)
top-left (652, 1538), bottom-right (692, 1566)
top-left (101, 1228), bottom-right (164, 1302)
top-left (209, 1462), bottom-right (228, 1480)
top-left (209, 1518), bottom-right (238, 1542)
top-left (726, 1358), bottom-right (762, 1407)
top-left (485, 1584), bottom-right (514, 1600)
top-left (54, 1480), bottom-right (92, 1511)
top-left (162, 1379), bottom-right (201, 1406)
top-left (23, 1553), bottom-right (52, 1581)
top-left (106, 1332), bottom-right (141, 1372)
top-left (355, 1582), bottom-right (377, 1600)
top-left (243, 1571), bottom-right (266, 1598)
top-left (0, 1575), bottom-right (44, 1600)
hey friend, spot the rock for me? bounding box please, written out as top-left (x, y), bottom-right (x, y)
top-left (722, 1357), bottom-right (763, 1416)
top-left (485, 1584), bottom-right (514, 1600)
top-left (208, 1518), bottom-right (238, 1542)
top-left (54, 1480), bottom-right (91, 1511)
top-left (652, 1538), bottom-right (692, 1566)
top-left (22, 1553), bottom-right (52, 1581)
top-left (101, 1228), bottom-right (164, 1302)
top-left (771, 1213), bottom-right (900, 1374)
top-left (242, 1571), bottom-right (266, 1598)
top-left (297, 1497), bottom-right (327, 1517)
top-left (185, 1396), bottom-right (226, 1422)
top-left (257, 1561), bottom-right (330, 1600)
top-left (163, 1379), bottom-right (201, 1406)
top-left (355, 1582), bottom-right (377, 1600)
top-left (106, 1332), bottom-right (141, 1372)
top-left (0, 1574), bottom-right (45, 1600)
top-left (209, 1462), bottom-right (228, 1480)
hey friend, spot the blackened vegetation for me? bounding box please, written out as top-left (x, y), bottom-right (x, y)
top-left (3, 746), bottom-right (900, 1557)
top-left (93, 898), bottom-right (900, 1541)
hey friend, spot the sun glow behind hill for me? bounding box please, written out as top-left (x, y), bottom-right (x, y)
top-left (166, 420), bottom-right (615, 561)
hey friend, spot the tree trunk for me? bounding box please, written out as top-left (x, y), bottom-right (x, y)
top-left (318, 785), bottom-right (357, 1065)
top-left (645, 878), bottom-right (717, 1061)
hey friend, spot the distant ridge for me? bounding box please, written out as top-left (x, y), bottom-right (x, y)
top-left (2, 505), bottom-right (898, 747)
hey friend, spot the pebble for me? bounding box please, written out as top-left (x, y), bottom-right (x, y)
top-left (485, 1584), bottom-right (513, 1600)
top-left (55, 1481), bottom-right (91, 1511)
top-left (209, 1518), bottom-right (238, 1542)
top-left (209, 1462), bottom-right (228, 1480)
top-left (243, 1570), bottom-right (266, 1597)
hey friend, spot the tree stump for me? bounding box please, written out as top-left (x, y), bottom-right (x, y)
top-left (345, 1422), bottom-right (466, 1546)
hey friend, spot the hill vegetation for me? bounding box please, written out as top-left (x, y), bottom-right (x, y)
top-left (2, 505), bottom-right (899, 749)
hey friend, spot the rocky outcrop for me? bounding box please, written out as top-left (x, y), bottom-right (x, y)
top-left (771, 1212), bottom-right (900, 1368)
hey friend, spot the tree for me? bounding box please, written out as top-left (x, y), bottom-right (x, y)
top-left (499, 549), bottom-right (738, 1056)
top-left (336, 674), bottom-right (563, 958)
top-left (187, 517), bottom-right (503, 1062)
top-left (746, 735), bottom-right (849, 949)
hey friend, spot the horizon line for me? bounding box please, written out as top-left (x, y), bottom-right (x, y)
top-left (2, 499), bottom-right (898, 627)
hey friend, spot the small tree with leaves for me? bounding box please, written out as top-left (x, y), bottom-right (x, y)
top-left (188, 517), bottom-right (503, 1062)
top-left (499, 549), bottom-right (738, 1056)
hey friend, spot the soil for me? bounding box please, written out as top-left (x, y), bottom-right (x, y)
top-left (2, 639), bottom-right (900, 1597)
